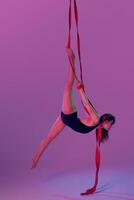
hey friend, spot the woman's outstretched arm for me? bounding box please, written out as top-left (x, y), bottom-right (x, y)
top-left (76, 81), bottom-right (100, 122)
top-left (31, 115), bottom-right (65, 169)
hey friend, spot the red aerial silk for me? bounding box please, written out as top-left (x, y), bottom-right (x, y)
top-left (67, 0), bottom-right (85, 91)
top-left (80, 125), bottom-right (102, 195)
top-left (67, 0), bottom-right (103, 195)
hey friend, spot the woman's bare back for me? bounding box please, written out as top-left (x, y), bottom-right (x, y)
top-left (80, 116), bottom-right (100, 127)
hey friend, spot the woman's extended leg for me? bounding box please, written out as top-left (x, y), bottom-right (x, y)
top-left (31, 115), bottom-right (65, 169)
top-left (62, 48), bottom-right (77, 114)
top-left (31, 48), bottom-right (76, 169)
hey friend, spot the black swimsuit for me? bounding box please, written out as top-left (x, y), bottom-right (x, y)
top-left (61, 111), bottom-right (100, 134)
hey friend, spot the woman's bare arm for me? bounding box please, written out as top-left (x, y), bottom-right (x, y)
top-left (76, 83), bottom-right (100, 121)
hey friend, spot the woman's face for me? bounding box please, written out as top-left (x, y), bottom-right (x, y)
top-left (102, 120), bottom-right (113, 131)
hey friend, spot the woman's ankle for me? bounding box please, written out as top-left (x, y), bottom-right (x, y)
top-left (66, 47), bottom-right (75, 61)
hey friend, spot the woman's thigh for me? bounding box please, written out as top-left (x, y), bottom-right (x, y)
top-left (61, 85), bottom-right (77, 114)
top-left (47, 115), bottom-right (66, 141)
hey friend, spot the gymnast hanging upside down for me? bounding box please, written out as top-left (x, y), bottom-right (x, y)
top-left (31, 48), bottom-right (115, 170)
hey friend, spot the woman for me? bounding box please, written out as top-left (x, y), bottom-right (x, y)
top-left (31, 48), bottom-right (115, 169)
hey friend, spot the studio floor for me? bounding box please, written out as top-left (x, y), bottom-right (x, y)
top-left (1, 162), bottom-right (134, 200)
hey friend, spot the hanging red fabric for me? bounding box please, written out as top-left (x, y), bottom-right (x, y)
top-left (80, 125), bottom-right (102, 195)
top-left (73, 0), bottom-right (84, 89)
top-left (67, 0), bottom-right (72, 48)
top-left (67, 0), bottom-right (85, 90)
top-left (66, 0), bottom-right (102, 196)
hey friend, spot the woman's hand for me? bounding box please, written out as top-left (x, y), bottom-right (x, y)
top-left (75, 80), bottom-right (84, 90)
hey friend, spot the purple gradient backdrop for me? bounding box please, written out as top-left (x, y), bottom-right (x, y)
top-left (0, 0), bottom-right (134, 189)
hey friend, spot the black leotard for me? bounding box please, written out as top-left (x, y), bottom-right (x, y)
top-left (61, 111), bottom-right (100, 134)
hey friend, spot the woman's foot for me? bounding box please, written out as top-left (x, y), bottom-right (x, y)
top-left (66, 47), bottom-right (76, 76)
top-left (66, 47), bottom-right (75, 62)
top-left (31, 153), bottom-right (40, 169)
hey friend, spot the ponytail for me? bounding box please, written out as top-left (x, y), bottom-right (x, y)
top-left (96, 127), bottom-right (109, 143)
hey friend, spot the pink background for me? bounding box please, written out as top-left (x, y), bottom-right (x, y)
top-left (0, 0), bottom-right (134, 199)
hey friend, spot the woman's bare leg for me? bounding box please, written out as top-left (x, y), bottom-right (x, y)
top-left (31, 115), bottom-right (65, 169)
top-left (62, 48), bottom-right (77, 114)
top-left (31, 48), bottom-right (76, 169)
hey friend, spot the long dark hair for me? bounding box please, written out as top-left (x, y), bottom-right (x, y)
top-left (96, 113), bottom-right (116, 143)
